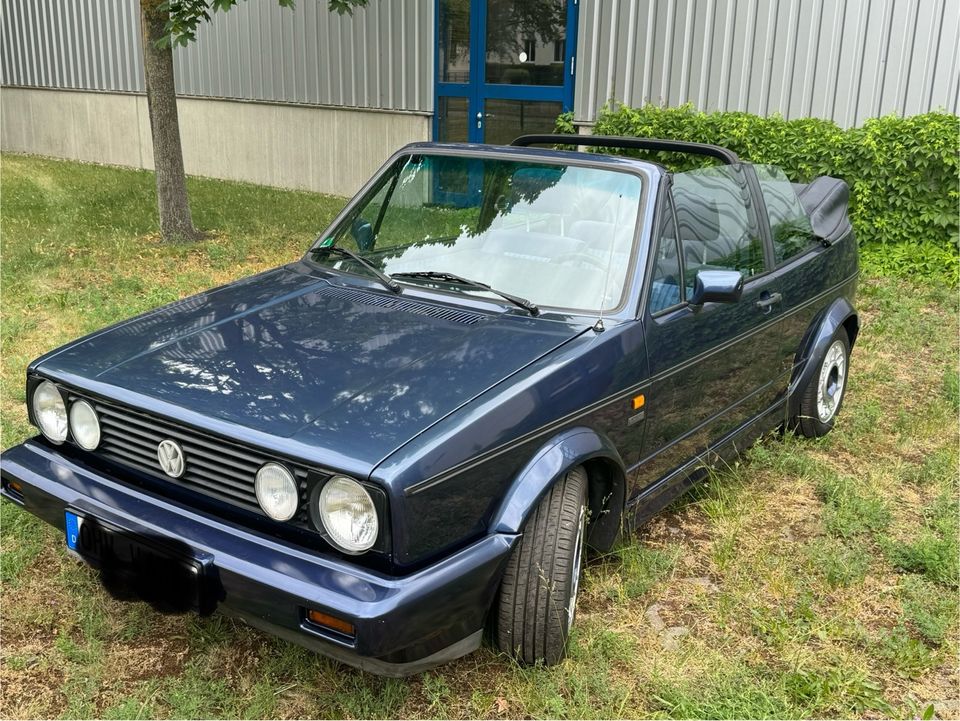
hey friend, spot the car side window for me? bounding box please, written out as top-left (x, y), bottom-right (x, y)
top-left (649, 198), bottom-right (683, 314)
top-left (755, 164), bottom-right (817, 264)
top-left (671, 165), bottom-right (765, 295)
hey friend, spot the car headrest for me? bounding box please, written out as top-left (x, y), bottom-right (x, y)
top-left (482, 228), bottom-right (584, 257)
top-left (568, 220), bottom-right (635, 256)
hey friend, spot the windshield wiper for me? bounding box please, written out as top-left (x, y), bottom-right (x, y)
top-left (311, 245), bottom-right (401, 294)
top-left (392, 271), bottom-right (539, 316)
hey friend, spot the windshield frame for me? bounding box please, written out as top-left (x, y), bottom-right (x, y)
top-left (304, 144), bottom-right (655, 319)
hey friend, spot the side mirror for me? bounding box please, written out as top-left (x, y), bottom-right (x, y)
top-left (351, 218), bottom-right (375, 252)
top-left (689, 270), bottom-right (744, 306)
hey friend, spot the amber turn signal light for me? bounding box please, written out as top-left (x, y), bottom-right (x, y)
top-left (307, 609), bottom-right (355, 637)
top-left (7, 480), bottom-right (22, 495)
top-left (632, 394), bottom-right (645, 410)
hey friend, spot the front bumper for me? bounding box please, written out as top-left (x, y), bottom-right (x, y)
top-left (0, 439), bottom-right (516, 676)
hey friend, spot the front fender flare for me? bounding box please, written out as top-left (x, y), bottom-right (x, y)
top-left (488, 426), bottom-right (626, 551)
top-left (787, 295), bottom-right (858, 420)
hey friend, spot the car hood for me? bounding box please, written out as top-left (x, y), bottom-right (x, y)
top-left (35, 263), bottom-right (589, 473)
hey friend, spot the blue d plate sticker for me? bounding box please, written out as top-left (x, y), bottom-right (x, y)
top-left (65, 510), bottom-right (81, 550)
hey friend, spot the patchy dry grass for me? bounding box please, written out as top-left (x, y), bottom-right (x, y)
top-left (1, 154), bottom-right (958, 719)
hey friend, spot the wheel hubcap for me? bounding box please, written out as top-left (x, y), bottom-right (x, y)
top-left (567, 504), bottom-right (587, 632)
top-left (816, 340), bottom-right (846, 423)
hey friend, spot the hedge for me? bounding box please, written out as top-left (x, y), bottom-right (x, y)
top-left (556, 105), bottom-right (959, 282)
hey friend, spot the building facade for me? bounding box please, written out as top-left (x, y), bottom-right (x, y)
top-left (2, 0), bottom-right (958, 195)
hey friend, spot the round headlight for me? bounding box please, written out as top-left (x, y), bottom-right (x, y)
top-left (318, 476), bottom-right (378, 553)
top-left (255, 463), bottom-right (299, 521)
top-left (69, 400), bottom-right (101, 450)
top-left (32, 380), bottom-right (67, 444)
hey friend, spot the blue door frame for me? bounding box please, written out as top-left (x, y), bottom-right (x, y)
top-left (434, 0), bottom-right (579, 143)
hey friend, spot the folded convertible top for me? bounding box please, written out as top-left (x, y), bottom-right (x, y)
top-left (794, 176), bottom-right (853, 246)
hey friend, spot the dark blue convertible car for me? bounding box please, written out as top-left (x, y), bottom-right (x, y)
top-left (1, 135), bottom-right (859, 675)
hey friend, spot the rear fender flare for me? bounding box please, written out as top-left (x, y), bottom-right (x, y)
top-left (489, 426), bottom-right (626, 551)
top-left (787, 296), bottom-right (858, 420)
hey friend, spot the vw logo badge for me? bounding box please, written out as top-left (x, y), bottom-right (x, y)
top-left (157, 439), bottom-right (185, 478)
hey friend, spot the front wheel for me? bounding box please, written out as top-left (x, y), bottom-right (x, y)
top-left (494, 466), bottom-right (588, 665)
top-left (796, 329), bottom-right (850, 437)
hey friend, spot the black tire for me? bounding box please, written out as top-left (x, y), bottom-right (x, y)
top-left (796, 328), bottom-right (850, 438)
top-left (494, 466), bottom-right (588, 665)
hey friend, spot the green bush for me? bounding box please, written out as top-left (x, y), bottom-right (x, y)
top-left (556, 105), bottom-right (959, 283)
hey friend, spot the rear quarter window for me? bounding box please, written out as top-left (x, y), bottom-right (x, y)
top-left (755, 164), bottom-right (818, 264)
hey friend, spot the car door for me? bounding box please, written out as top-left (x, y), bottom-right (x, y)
top-left (633, 164), bottom-right (783, 495)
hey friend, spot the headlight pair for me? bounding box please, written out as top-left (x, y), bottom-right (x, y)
top-left (32, 380), bottom-right (100, 450)
top-left (255, 465), bottom-right (379, 554)
top-left (32, 380), bottom-right (378, 554)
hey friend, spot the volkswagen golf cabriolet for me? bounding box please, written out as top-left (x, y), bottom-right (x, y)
top-left (1, 135), bottom-right (859, 675)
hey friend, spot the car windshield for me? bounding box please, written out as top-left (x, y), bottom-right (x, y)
top-left (311, 153), bottom-right (644, 313)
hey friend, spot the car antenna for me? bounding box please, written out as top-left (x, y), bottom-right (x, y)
top-left (593, 192), bottom-right (624, 333)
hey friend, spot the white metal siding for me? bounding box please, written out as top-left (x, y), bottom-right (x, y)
top-left (0, 0), bottom-right (433, 113)
top-left (4, 0), bottom-right (958, 125)
top-left (575, 0), bottom-right (960, 127)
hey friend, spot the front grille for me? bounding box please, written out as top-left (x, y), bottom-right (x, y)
top-left (77, 396), bottom-right (311, 520)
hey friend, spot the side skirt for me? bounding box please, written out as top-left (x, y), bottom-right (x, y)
top-left (623, 398), bottom-right (786, 532)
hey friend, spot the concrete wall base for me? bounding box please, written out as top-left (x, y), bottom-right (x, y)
top-left (0, 87), bottom-right (430, 196)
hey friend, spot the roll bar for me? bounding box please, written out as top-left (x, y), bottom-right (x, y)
top-left (510, 134), bottom-right (740, 165)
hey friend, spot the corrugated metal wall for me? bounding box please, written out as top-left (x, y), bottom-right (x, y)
top-left (0, 0), bottom-right (433, 113)
top-left (4, 0), bottom-right (959, 126)
top-left (576, 0), bottom-right (960, 127)
top-left (1, 0), bottom-right (144, 92)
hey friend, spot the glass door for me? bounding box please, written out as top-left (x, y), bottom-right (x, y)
top-left (435, 0), bottom-right (472, 143)
top-left (435, 0), bottom-right (578, 145)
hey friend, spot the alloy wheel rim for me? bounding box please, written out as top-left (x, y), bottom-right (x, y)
top-left (566, 504), bottom-right (587, 633)
top-left (817, 340), bottom-right (846, 423)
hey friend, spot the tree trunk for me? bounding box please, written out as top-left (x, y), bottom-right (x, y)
top-left (139, 0), bottom-right (202, 242)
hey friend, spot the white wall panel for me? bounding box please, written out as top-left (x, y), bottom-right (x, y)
top-left (1, 0), bottom-right (433, 112)
top-left (574, 0), bottom-right (960, 126)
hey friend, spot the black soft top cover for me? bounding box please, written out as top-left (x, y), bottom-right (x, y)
top-left (793, 176), bottom-right (853, 245)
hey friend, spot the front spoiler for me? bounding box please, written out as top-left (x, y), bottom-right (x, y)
top-left (0, 439), bottom-right (516, 676)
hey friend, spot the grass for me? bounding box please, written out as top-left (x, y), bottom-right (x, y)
top-left (1, 153), bottom-right (958, 719)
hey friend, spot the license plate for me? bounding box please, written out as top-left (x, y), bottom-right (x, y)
top-left (64, 510), bottom-right (214, 614)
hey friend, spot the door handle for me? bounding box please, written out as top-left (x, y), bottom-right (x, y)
top-left (475, 112), bottom-right (496, 128)
top-left (755, 292), bottom-right (782, 312)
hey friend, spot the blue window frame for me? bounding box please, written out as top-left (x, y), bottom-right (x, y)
top-left (434, 0), bottom-right (579, 144)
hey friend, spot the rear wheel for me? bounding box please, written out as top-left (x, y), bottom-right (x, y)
top-left (796, 329), bottom-right (850, 437)
top-left (494, 466), bottom-right (588, 665)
